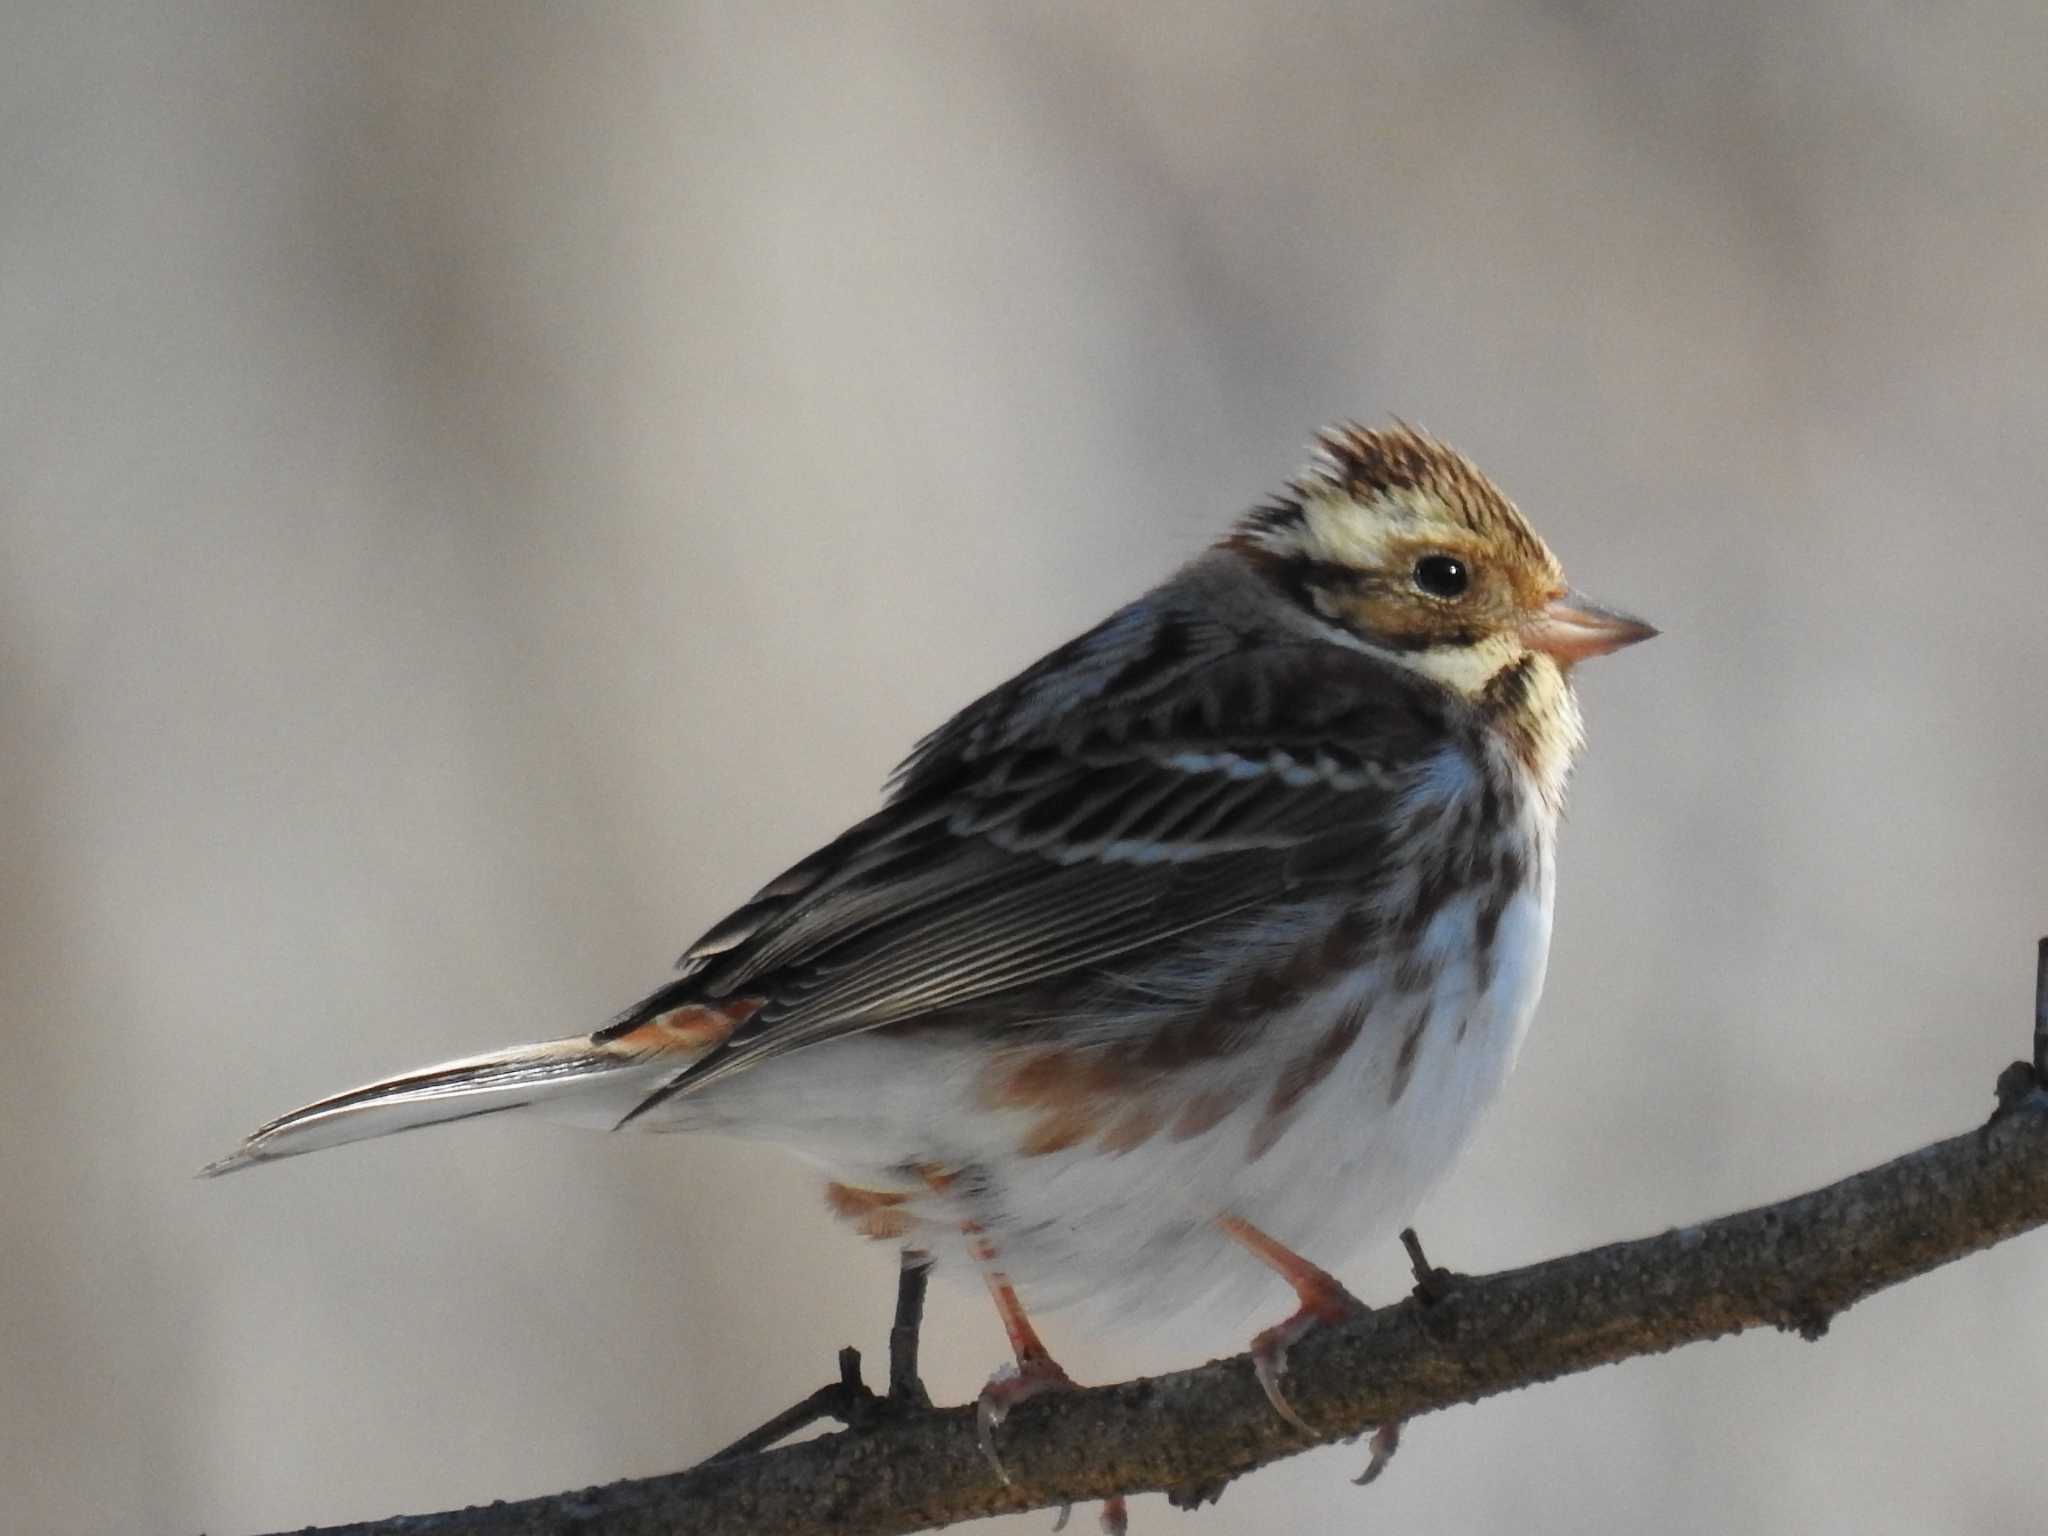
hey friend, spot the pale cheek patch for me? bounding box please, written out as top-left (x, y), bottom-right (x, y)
top-left (1404, 632), bottom-right (1523, 699)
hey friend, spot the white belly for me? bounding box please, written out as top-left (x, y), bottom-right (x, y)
top-left (686, 857), bottom-right (1557, 1325)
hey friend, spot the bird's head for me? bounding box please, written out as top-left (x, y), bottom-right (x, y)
top-left (1228, 423), bottom-right (1656, 705)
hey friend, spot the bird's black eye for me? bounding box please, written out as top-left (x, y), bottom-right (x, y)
top-left (1412, 554), bottom-right (1469, 598)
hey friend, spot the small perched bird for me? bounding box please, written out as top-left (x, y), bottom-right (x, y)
top-left (209, 424), bottom-right (1652, 1491)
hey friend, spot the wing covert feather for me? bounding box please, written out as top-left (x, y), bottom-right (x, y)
top-left (622, 603), bottom-right (1472, 1102)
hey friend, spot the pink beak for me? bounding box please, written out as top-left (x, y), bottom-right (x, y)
top-left (1522, 590), bottom-right (1659, 664)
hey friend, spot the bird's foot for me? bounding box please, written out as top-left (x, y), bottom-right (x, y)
top-left (1051, 1493), bottom-right (1129, 1534)
top-left (1351, 1419), bottom-right (1403, 1485)
top-left (977, 1354), bottom-right (1127, 1532)
top-left (976, 1353), bottom-right (1075, 1482)
top-left (956, 1203), bottom-right (1126, 1528)
top-left (1216, 1213), bottom-right (1366, 1437)
top-left (1248, 1279), bottom-right (1364, 1436)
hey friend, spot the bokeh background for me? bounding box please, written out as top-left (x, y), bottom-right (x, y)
top-left (6, 4), bottom-right (2048, 1533)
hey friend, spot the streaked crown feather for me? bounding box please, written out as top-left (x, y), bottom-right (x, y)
top-left (1239, 422), bottom-right (1552, 574)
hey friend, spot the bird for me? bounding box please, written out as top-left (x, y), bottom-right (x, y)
top-left (207, 422), bottom-right (1653, 1498)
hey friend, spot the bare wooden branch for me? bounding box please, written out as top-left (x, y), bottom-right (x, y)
top-left (704, 1256), bottom-right (935, 1465)
top-left (703, 1349), bottom-right (868, 1466)
top-left (253, 1084), bottom-right (2048, 1536)
top-left (251, 945), bottom-right (2048, 1536)
top-left (888, 1251), bottom-right (934, 1409)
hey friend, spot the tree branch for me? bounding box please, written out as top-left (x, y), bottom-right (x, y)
top-left (258, 957), bottom-right (2048, 1536)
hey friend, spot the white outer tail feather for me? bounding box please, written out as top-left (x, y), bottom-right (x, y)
top-left (200, 1035), bottom-right (683, 1176)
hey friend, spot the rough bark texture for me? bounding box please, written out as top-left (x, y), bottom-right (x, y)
top-left (255, 1064), bottom-right (2048, 1536)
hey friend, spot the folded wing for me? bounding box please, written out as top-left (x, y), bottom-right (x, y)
top-left (611, 610), bottom-right (1467, 1112)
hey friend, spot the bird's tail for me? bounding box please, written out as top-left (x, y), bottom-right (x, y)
top-left (201, 999), bottom-right (740, 1176)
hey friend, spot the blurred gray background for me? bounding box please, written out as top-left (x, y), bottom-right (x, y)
top-left (5, 4), bottom-right (2047, 1533)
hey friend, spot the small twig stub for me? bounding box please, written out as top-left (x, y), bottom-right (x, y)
top-left (2033, 936), bottom-right (2047, 1082)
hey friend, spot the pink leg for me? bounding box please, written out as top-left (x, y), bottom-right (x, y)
top-left (1219, 1216), bottom-right (1406, 1481)
top-left (965, 1224), bottom-right (1074, 1483)
top-left (1216, 1215), bottom-right (1363, 1436)
top-left (921, 1162), bottom-right (1132, 1528)
top-left (962, 1226), bottom-right (1131, 1531)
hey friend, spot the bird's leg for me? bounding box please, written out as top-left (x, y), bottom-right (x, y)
top-left (1216, 1214), bottom-right (1365, 1437)
top-left (913, 1165), bottom-right (1076, 1478)
top-left (1217, 1216), bottom-right (1409, 1482)
top-left (923, 1169), bottom-right (1127, 1531)
top-left (966, 1222), bottom-right (1074, 1477)
top-left (959, 1220), bottom-right (1129, 1533)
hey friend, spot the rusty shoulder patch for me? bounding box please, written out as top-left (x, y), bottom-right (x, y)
top-left (608, 997), bottom-right (762, 1056)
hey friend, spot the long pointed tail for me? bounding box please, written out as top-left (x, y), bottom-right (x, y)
top-left (202, 1001), bottom-right (739, 1176)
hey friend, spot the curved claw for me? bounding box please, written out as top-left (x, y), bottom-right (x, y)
top-left (1351, 1420), bottom-right (1403, 1485)
top-left (975, 1356), bottom-right (1075, 1485)
top-left (976, 1362), bottom-right (1020, 1483)
top-left (1251, 1343), bottom-right (1315, 1435)
top-left (1220, 1215), bottom-right (1364, 1440)
top-left (1248, 1309), bottom-right (1324, 1436)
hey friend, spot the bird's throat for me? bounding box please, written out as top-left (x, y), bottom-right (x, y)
top-left (1480, 653), bottom-right (1583, 818)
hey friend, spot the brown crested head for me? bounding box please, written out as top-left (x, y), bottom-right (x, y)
top-left (1228, 423), bottom-right (1654, 703)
